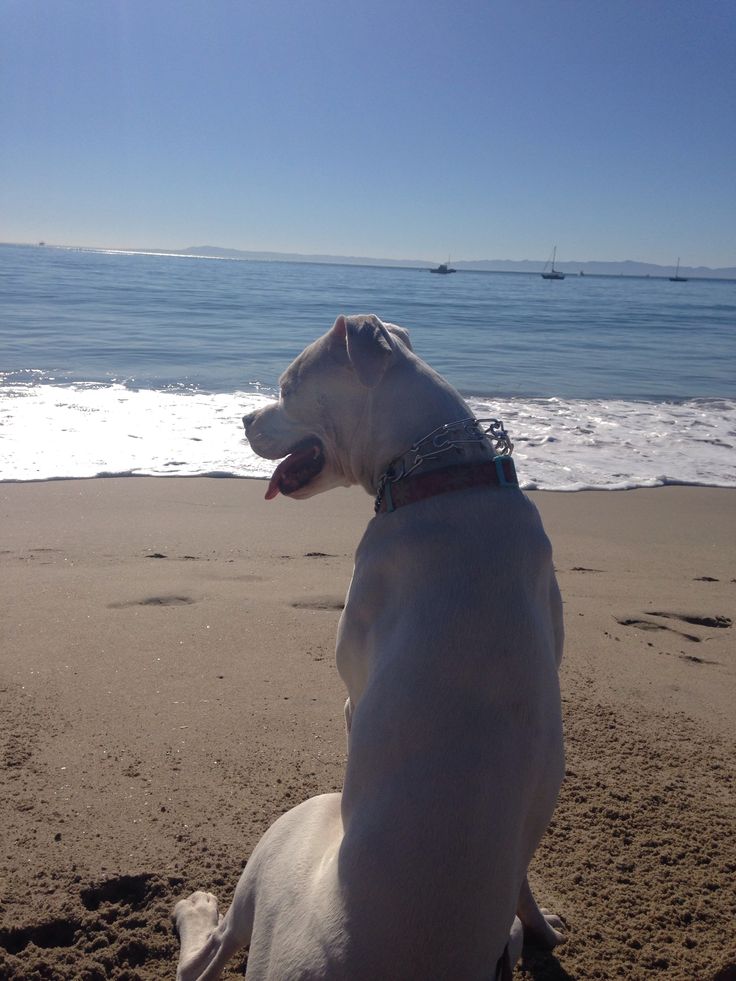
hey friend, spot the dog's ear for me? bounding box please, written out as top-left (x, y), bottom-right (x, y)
top-left (330, 315), bottom-right (347, 342)
top-left (343, 315), bottom-right (396, 387)
top-left (385, 322), bottom-right (413, 352)
top-left (327, 315), bottom-right (350, 367)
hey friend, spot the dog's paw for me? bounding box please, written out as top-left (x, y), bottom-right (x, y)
top-left (537, 909), bottom-right (566, 947)
top-left (174, 891), bottom-right (219, 939)
top-left (522, 908), bottom-right (566, 948)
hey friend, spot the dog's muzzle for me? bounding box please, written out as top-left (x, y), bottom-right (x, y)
top-left (263, 436), bottom-right (325, 500)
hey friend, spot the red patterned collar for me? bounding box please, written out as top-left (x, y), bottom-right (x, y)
top-left (375, 455), bottom-right (518, 514)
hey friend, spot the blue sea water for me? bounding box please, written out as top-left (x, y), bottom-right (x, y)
top-left (1, 243), bottom-right (735, 489)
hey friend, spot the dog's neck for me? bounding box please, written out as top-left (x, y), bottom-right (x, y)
top-left (346, 355), bottom-right (483, 493)
top-left (339, 341), bottom-right (517, 502)
top-left (382, 416), bottom-right (510, 477)
top-left (373, 416), bottom-right (514, 512)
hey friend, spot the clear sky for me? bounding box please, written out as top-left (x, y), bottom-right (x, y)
top-left (2, 0), bottom-right (734, 266)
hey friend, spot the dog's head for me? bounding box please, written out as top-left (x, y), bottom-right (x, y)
top-left (243, 314), bottom-right (413, 500)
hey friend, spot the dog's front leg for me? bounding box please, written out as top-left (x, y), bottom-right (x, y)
top-left (344, 696), bottom-right (354, 741)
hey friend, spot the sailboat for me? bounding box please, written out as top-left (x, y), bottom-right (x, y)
top-left (541, 246), bottom-right (565, 280)
top-left (669, 257), bottom-right (688, 282)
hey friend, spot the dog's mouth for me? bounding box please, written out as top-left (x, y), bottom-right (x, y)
top-left (265, 437), bottom-right (325, 500)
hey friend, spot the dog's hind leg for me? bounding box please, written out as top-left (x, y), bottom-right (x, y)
top-left (495, 916), bottom-right (524, 980)
top-left (174, 887), bottom-right (253, 981)
top-left (516, 875), bottom-right (565, 948)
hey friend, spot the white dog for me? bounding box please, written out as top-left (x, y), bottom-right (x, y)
top-left (174, 314), bottom-right (565, 980)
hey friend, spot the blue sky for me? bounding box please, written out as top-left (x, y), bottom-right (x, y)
top-left (2, 0), bottom-right (734, 266)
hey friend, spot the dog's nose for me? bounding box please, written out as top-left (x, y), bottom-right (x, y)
top-left (242, 411), bottom-right (257, 430)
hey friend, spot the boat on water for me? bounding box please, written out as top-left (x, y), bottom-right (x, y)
top-left (541, 246), bottom-right (565, 280)
top-left (669, 257), bottom-right (688, 282)
top-left (430, 259), bottom-right (456, 274)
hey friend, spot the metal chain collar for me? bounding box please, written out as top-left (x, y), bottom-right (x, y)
top-left (374, 417), bottom-right (513, 513)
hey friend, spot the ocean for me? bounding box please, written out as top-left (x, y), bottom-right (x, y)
top-left (1, 243), bottom-right (734, 490)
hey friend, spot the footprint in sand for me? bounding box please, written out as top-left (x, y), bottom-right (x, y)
top-left (144, 553), bottom-right (201, 561)
top-left (0, 872), bottom-right (187, 973)
top-left (0, 917), bottom-right (79, 956)
top-left (108, 595), bottom-right (197, 609)
top-left (615, 611), bottom-right (730, 664)
top-left (80, 873), bottom-right (156, 911)
top-left (647, 612), bottom-right (731, 629)
top-left (615, 616), bottom-right (702, 643)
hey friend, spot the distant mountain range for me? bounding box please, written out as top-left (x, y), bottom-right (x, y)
top-left (178, 246), bottom-right (736, 280)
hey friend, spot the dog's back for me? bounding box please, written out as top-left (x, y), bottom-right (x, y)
top-left (334, 486), bottom-right (564, 977)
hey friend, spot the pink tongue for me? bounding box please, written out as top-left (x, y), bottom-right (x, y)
top-left (265, 461), bottom-right (287, 500)
top-left (264, 446), bottom-right (315, 500)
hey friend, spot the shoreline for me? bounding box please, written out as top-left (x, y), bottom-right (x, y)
top-left (1, 479), bottom-right (734, 979)
top-left (3, 390), bottom-right (735, 489)
top-left (3, 476), bottom-right (736, 492)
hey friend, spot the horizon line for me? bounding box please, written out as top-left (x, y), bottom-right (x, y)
top-left (2, 240), bottom-right (735, 275)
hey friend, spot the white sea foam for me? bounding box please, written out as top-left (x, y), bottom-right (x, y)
top-left (0, 383), bottom-right (272, 482)
top-left (1, 383), bottom-right (734, 490)
top-left (467, 396), bottom-right (736, 491)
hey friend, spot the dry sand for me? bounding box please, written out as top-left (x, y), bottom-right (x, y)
top-left (1, 478), bottom-right (734, 981)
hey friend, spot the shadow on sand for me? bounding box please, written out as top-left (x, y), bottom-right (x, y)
top-left (521, 945), bottom-right (576, 981)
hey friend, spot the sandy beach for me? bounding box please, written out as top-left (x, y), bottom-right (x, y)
top-left (1, 477), bottom-right (734, 981)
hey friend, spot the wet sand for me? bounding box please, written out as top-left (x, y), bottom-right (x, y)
top-left (1, 478), bottom-right (734, 980)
